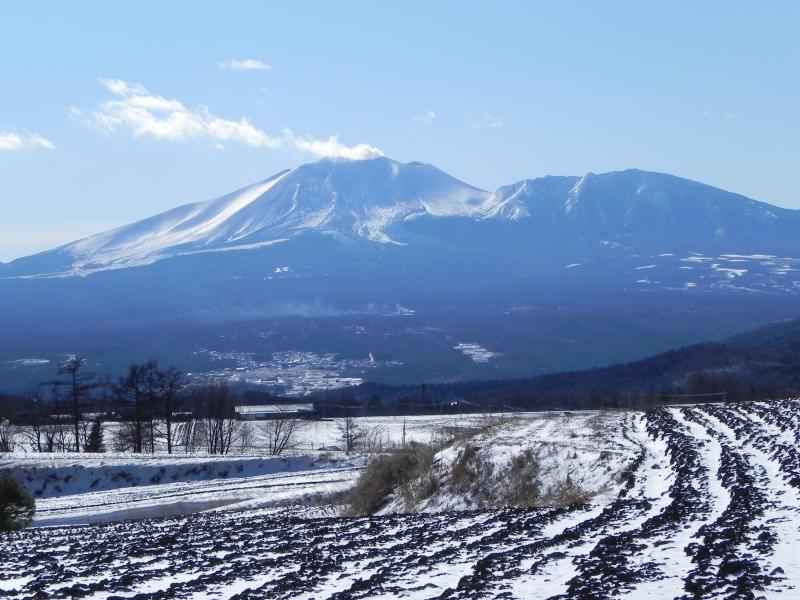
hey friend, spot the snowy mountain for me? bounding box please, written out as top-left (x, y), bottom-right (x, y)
top-left (6, 157), bottom-right (800, 278)
top-left (486, 169), bottom-right (800, 253)
top-left (6, 158), bottom-right (491, 276)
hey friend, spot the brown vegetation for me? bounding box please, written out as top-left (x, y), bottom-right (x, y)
top-left (343, 443), bottom-right (436, 516)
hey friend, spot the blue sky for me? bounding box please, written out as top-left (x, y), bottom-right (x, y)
top-left (1, 1), bottom-right (798, 261)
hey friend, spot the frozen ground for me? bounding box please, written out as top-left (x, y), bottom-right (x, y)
top-left (3, 402), bottom-right (800, 598)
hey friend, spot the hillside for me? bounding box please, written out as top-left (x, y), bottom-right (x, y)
top-left (343, 316), bottom-right (800, 409)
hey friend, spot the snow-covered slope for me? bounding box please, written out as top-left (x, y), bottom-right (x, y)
top-left (485, 169), bottom-right (800, 251)
top-left (10, 157), bottom-right (490, 275)
top-left (379, 412), bottom-right (639, 515)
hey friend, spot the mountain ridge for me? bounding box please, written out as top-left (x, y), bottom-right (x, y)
top-left (6, 157), bottom-right (799, 278)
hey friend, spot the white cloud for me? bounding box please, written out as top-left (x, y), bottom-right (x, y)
top-left (283, 130), bottom-right (383, 160)
top-left (411, 110), bottom-right (436, 124)
top-left (467, 113), bottom-right (504, 129)
top-left (0, 130), bottom-right (55, 151)
top-left (218, 58), bottom-right (271, 71)
top-left (71, 78), bottom-right (281, 148)
top-left (74, 78), bottom-right (383, 159)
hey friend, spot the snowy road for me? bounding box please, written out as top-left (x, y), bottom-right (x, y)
top-left (2, 400), bottom-right (800, 598)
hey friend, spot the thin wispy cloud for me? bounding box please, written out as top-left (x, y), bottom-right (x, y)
top-left (411, 110), bottom-right (436, 124)
top-left (72, 78), bottom-right (383, 160)
top-left (0, 130), bottom-right (55, 151)
top-left (701, 110), bottom-right (734, 121)
top-left (484, 114), bottom-right (503, 128)
top-left (217, 58), bottom-right (271, 71)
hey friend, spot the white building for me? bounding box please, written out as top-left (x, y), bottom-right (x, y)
top-left (234, 403), bottom-right (315, 420)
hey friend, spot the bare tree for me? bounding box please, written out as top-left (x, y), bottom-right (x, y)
top-left (259, 416), bottom-right (303, 456)
top-left (115, 365), bottom-right (148, 453)
top-left (337, 416), bottom-right (364, 453)
top-left (362, 424), bottom-right (386, 453)
top-left (77, 418), bottom-right (94, 451)
top-left (111, 421), bottom-right (138, 452)
top-left (0, 419), bottom-right (16, 453)
top-left (21, 421), bottom-right (44, 453)
top-left (32, 418), bottom-right (66, 452)
top-left (157, 367), bottom-right (183, 454)
top-left (57, 356), bottom-right (98, 452)
top-left (95, 374), bottom-right (114, 416)
top-left (194, 383), bottom-right (247, 455)
top-left (141, 360), bottom-right (160, 453)
top-left (34, 382), bottom-right (71, 452)
top-left (112, 361), bottom-right (185, 454)
top-left (21, 392), bottom-right (48, 452)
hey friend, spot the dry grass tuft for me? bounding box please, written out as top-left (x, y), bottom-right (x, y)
top-left (539, 475), bottom-right (591, 507)
top-left (501, 449), bottom-right (541, 507)
top-left (343, 443), bottom-right (436, 516)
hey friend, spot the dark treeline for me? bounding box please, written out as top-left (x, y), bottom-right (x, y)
top-left (0, 357), bottom-right (294, 454)
top-left (309, 374), bottom-right (738, 418)
top-left (312, 340), bottom-right (800, 416)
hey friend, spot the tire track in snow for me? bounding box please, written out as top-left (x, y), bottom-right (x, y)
top-left (555, 413), bottom-right (674, 599)
top-left (559, 407), bottom-right (731, 599)
top-left (679, 406), bottom-right (777, 598)
top-left (700, 403), bottom-right (800, 595)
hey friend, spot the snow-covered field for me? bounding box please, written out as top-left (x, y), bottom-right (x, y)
top-left (3, 402), bottom-right (800, 598)
top-left (0, 412), bottom-right (592, 526)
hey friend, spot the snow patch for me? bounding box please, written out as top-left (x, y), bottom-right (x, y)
top-left (454, 342), bottom-right (499, 363)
